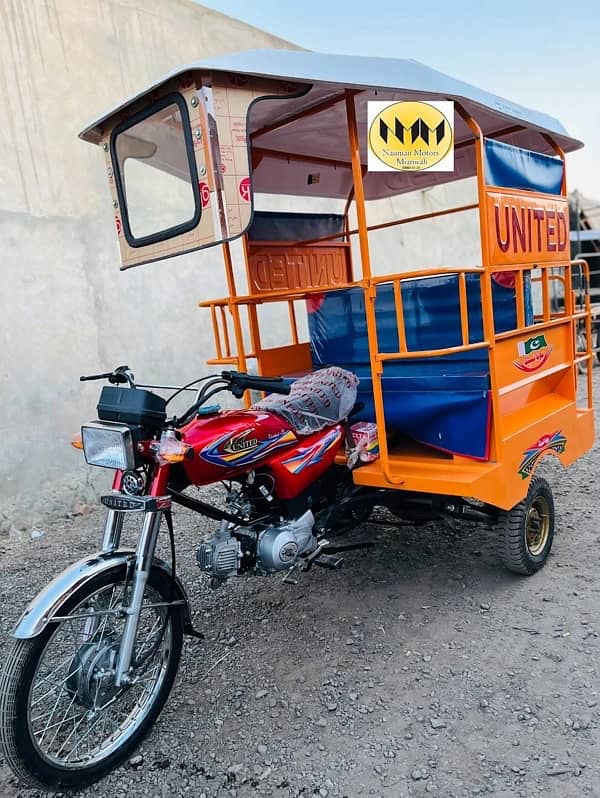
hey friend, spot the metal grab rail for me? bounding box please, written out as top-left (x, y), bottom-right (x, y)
top-left (364, 259), bottom-right (592, 483)
top-left (369, 266), bottom-right (490, 360)
top-left (199, 258), bottom-right (593, 479)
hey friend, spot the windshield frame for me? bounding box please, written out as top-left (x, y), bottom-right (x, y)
top-left (110, 91), bottom-right (202, 249)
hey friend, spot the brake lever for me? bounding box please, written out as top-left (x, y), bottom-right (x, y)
top-left (110, 366), bottom-right (135, 388)
top-left (80, 365), bottom-right (135, 387)
top-left (80, 371), bottom-right (113, 382)
top-left (229, 382), bottom-right (245, 399)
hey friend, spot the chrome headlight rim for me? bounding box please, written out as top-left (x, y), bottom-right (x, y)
top-left (81, 421), bottom-right (136, 471)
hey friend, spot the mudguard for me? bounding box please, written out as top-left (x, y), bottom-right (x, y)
top-left (13, 549), bottom-right (195, 640)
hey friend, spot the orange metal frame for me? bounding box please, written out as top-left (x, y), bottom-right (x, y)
top-left (199, 91), bottom-right (594, 510)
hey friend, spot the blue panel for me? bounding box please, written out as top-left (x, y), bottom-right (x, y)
top-left (309, 274), bottom-right (532, 367)
top-left (353, 365), bottom-right (490, 460)
top-left (248, 211), bottom-right (344, 241)
top-left (484, 139), bottom-right (563, 195)
top-left (307, 273), bottom-right (533, 459)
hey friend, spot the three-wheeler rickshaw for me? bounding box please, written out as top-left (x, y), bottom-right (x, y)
top-left (0, 49), bottom-right (594, 790)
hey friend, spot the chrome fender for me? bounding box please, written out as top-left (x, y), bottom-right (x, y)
top-left (13, 549), bottom-right (194, 639)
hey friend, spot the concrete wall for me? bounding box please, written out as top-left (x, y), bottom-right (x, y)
top-left (0, 0), bottom-right (297, 534)
top-left (0, 0), bottom-right (479, 535)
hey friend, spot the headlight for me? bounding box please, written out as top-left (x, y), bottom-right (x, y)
top-left (81, 422), bottom-right (135, 470)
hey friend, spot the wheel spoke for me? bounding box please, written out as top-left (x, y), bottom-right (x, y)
top-left (31, 663), bottom-right (82, 708)
top-left (25, 578), bottom-right (175, 770)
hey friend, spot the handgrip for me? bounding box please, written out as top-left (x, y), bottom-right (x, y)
top-left (80, 371), bottom-right (113, 382)
top-left (222, 370), bottom-right (291, 396)
top-left (243, 376), bottom-right (291, 395)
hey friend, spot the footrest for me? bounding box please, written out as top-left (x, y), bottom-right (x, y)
top-left (312, 553), bottom-right (345, 570)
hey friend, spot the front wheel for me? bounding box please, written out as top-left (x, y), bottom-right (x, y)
top-left (499, 476), bottom-right (555, 575)
top-left (0, 564), bottom-right (183, 791)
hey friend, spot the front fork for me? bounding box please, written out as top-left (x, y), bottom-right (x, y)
top-left (101, 507), bottom-right (164, 687)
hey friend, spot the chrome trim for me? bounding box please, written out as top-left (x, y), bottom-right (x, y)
top-left (115, 512), bottom-right (162, 685)
top-left (13, 549), bottom-right (191, 639)
top-left (100, 494), bottom-right (171, 513)
top-left (101, 509), bottom-right (124, 552)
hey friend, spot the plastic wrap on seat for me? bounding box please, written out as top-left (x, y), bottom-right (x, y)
top-left (253, 367), bottom-right (358, 434)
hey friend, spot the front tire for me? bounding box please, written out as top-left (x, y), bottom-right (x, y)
top-left (0, 564), bottom-right (183, 791)
top-left (499, 476), bottom-right (555, 575)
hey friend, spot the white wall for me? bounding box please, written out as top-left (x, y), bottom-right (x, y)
top-left (0, 0), bottom-right (480, 535)
top-left (0, 0), bottom-right (297, 534)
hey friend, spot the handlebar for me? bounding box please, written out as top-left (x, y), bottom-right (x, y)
top-left (80, 365), bottom-right (135, 387)
top-left (172, 371), bottom-right (290, 426)
top-left (221, 370), bottom-right (291, 398)
top-left (80, 365), bottom-right (291, 428)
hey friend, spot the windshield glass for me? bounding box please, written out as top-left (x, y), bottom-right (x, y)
top-left (113, 95), bottom-right (199, 245)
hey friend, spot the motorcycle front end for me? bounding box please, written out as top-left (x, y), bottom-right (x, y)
top-left (0, 365), bottom-right (306, 791)
top-left (0, 376), bottom-right (194, 790)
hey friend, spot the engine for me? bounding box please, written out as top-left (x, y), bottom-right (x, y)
top-left (196, 510), bottom-right (316, 581)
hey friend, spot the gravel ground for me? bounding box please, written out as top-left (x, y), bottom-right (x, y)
top-left (1, 372), bottom-right (599, 798)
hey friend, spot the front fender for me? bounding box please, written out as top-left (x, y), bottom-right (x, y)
top-left (13, 549), bottom-right (194, 639)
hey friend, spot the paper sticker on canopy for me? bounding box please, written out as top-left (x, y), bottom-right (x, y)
top-left (80, 49), bottom-right (582, 268)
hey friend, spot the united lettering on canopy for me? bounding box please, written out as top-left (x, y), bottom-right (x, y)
top-left (485, 189), bottom-right (569, 267)
top-left (247, 242), bottom-right (353, 294)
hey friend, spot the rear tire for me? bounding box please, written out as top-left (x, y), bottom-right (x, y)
top-left (0, 564), bottom-right (183, 791)
top-left (499, 476), bottom-right (555, 575)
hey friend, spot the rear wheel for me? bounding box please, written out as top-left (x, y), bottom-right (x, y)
top-left (0, 565), bottom-right (183, 790)
top-left (499, 476), bottom-right (555, 575)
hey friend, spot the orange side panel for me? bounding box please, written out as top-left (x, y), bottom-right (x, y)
top-left (484, 188), bottom-right (569, 267)
top-left (258, 342), bottom-right (313, 377)
top-left (247, 241), bottom-right (353, 295)
top-left (494, 322), bottom-right (572, 392)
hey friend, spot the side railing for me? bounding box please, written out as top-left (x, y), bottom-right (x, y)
top-left (199, 258), bottom-right (592, 482)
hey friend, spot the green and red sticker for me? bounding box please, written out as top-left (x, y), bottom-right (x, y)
top-left (513, 334), bottom-right (552, 373)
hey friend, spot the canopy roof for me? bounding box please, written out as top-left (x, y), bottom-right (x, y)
top-left (81, 49), bottom-right (582, 201)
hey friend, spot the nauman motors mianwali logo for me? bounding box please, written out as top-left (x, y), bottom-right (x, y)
top-left (368, 100), bottom-right (454, 172)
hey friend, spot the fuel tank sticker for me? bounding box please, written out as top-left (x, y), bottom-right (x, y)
top-left (200, 428), bottom-right (297, 468)
top-left (281, 428), bottom-right (343, 474)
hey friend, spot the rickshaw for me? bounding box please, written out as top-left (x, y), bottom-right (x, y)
top-left (0, 50), bottom-right (594, 790)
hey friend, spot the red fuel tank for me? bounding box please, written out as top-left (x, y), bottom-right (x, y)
top-left (179, 410), bottom-right (343, 499)
top-left (180, 410), bottom-right (298, 486)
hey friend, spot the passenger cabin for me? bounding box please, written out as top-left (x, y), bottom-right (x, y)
top-left (80, 49), bottom-right (594, 510)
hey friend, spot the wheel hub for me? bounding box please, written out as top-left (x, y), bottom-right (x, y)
top-left (525, 496), bottom-right (550, 556)
top-left (66, 640), bottom-right (120, 710)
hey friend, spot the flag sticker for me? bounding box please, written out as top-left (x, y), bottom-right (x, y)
top-left (514, 334), bottom-right (552, 373)
top-left (518, 335), bottom-right (547, 357)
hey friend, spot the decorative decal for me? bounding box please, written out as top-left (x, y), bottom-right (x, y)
top-left (239, 177), bottom-right (251, 202)
top-left (201, 429), bottom-right (297, 468)
top-left (518, 430), bottom-right (567, 479)
top-left (281, 429), bottom-right (342, 474)
top-left (513, 334), bottom-right (553, 373)
top-left (199, 181), bottom-right (210, 208)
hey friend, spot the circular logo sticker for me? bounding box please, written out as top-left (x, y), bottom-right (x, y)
top-left (368, 101), bottom-right (453, 172)
top-left (199, 181), bottom-right (210, 208)
top-left (239, 177), bottom-right (251, 202)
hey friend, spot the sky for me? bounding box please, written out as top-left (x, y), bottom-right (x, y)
top-left (199, 0), bottom-right (600, 201)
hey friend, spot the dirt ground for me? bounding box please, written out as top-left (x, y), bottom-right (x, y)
top-left (1, 373), bottom-right (599, 798)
